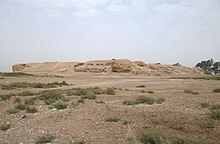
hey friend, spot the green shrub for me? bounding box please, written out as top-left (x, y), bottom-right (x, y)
top-left (210, 104), bottom-right (220, 110)
top-left (140, 90), bottom-right (147, 93)
top-left (14, 103), bottom-right (26, 110)
top-left (38, 91), bottom-right (63, 100)
top-left (105, 88), bottom-right (115, 95)
top-left (209, 110), bottom-right (220, 120)
top-left (201, 102), bottom-right (210, 108)
top-left (35, 134), bottom-right (55, 144)
top-left (105, 116), bottom-right (120, 122)
top-left (54, 103), bottom-right (67, 110)
top-left (135, 96), bottom-right (155, 105)
top-left (26, 107), bottom-right (38, 113)
top-left (156, 98), bottom-right (165, 104)
top-left (122, 100), bottom-right (135, 106)
top-left (18, 91), bottom-right (36, 96)
top-left (24, 97), bottom-right (36, 105)
top-left (0, 123), bottom-right (11, 131)
top-left (213, 88), bottom-right (220, 93)
top-left (172, 136), bottom-right (207, 144)
top-left (81, 91), bottom-right (96, 100)
top-left (138, 129), bottom-right (166, 144)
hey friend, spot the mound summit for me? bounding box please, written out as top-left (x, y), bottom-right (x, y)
top-left (12, 59), bottom-right (204, 75)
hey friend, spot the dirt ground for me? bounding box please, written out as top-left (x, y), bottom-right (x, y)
top-left (0, 73), bottom-right (220, 144)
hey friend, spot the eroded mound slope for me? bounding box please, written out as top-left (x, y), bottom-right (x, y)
top-left (12, 59), bottom-right (204, 75)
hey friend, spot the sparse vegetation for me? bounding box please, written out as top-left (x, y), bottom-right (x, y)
top-left (26, 107), bottom-right (38, 113)
top-left (170, 123), bottom-right (185, 131)
top-left (0, 72), bottom-right (35, 77)
top-left (38, 91), bottom-right (64, 100)
top-left (0, 81), bottom-right (69, 90)
top-left (200, 122), bottom-right (215, 129)
top-left (201, 102), bottom-right (210, 108)
top-left (210, 104), bottom-right (220, 110)
top-left (0, 94), bottom-right (11, 101)
top-left (138, 129), bottom-right (166, 144)
top-left (35, 134), bottom-right (55, 144)
top-left (6, 108), bottom-right (18, 114)
top-left (14, 103), bottom-right (26, 110)
top-left (140, 90), bottom-right (147, 93)
top-left (209, 110), bottom-right (220, 120)
top-left (54, 103), bottom-right (67, 110)
top-left (44, 99), bottom-right (56, 105)
top-left (105, 87), bottom-right (115, 95)
top-left (170, 76), bottom-right (220, 81)
top-left (184, 89), bottom-right (199, 95)
top-left (95, 100), bottom-right (105, 104)
top-left (0, 123), bottom-right (11, 131)
top-left (81, 91), bottom-right (96, 100)
top-left (105, 116), bottom-right (120, 122)
top-left (18, 91), bottom-right (36, 96)
top-left (77, 99), bottom-right (85, 104)
top-left (172, 136), bottom-right (207, 144)
top-left (156, 98), bottom-right (165, 104)
top-left (213, 88), bottom-right (220, 93)
top-left (123, 96), bottom-right (165, 106)
top-left (24, 97), bottom-right (36, 105)
top-left (69, 140), bottom-right (85, 144)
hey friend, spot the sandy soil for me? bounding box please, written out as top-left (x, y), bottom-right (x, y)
top-left (0, 73), bottom-right (220, 144)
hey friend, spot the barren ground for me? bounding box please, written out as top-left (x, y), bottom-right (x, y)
top-left (0, 73), bottom-right (220, 144)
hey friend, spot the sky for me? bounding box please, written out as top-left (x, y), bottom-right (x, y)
top-left (0, 0), bottom-right (220, 71)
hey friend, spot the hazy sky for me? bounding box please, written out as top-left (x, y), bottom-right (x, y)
top-left (1, 0), bottom-right (220, 71)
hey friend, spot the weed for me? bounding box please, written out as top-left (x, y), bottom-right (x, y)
top-left (213, 88), bottom-right (220, 93)
top-left (105, 116), bottom-right (120, 122)
top-left (138, 129), bottom-right (166, 144)
top-left (14, 103), bottom-right (26, 110)
top-left (26, 107), bottom-right (38, 113)
top-left (156, 98), bottom-right (165, 104)
top-left (0, 123), bottom-right (11, 131)
top-left (54, 103), bottom-right (67, 110)
top-left (209, 110), bottom-right (220, 120)
top-left (123, 100), bottom-right (135, 106)
top-left (201, 102), bottom-right (210, 108)
top-left (122, 120), bottom-right (131, 125)
top-left (35, 134), bottom-right (55, 144)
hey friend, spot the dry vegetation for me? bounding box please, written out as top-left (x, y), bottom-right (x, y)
top-left (0, 72), bottom-right (220, 144)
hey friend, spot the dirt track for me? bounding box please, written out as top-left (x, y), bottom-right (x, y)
top-left (0, 73), bottom-right (220, 144)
